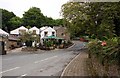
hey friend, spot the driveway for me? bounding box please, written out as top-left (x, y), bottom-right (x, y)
top-left (1, 41), bottom-right (85, 77)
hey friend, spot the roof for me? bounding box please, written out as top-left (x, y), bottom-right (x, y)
top-left (53, 26), bottom-right (66, 30)
top-left (29, 26), bottom-right (39, 34)
top-left (40, 26), bottom-right (55, 32)
top-left (43, 27), bottom-right (55, 32)
top-left (10, 26), bottom-right (28, 35)
top-left (8, 35), bottom-right (20, 41)
top-left (0, 29), bottom-right (9, 36)
top-left (40, 26), bottom-right (48, 31)
top-left (53, 26), bottom-right (61, 30)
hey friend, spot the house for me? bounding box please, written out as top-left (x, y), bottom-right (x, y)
top-left (0, 29), bottom-right (9, 37)
top-left (40, 26), bottom-right (56, 39)
top-left (29, 26), bottom-right (40, 47)
top-left (53, 26), bottom-right (70, 41)
top-left (0, 29), bottom-right (9, 52)
top-left (10, 26), bottom-right (28, 35)
top-left (8, 35), bottom-right (22, 49)
top-left (9, 26), bottom-right (28, 49)
top-left (29, 26), bottom-right (39, 35)
top-left (40, 26), bottom-right (56, 45)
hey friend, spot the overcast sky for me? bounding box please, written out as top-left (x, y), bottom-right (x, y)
top-left (0, 0), bottom-right (69, 19)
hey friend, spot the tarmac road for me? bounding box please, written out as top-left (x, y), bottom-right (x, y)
top-left (1, 41), bottom-right (85, 77)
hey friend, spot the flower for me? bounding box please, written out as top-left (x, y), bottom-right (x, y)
top-left (101, 41), bottom-right (107, 46)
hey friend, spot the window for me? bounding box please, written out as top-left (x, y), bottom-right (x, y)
top-left (61, 33), bottom-right (65, 36)
top-left (52, 32), bottom-right (55, 36)
top-left (19, 30), bottom-right (26, 35)
top-left (44, 32), bottom-right (48, 36)
top-left (33, 30), bottom-right (36, 34)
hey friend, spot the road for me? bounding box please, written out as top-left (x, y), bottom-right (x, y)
top-left (1, 41), bottom-right (85, 77)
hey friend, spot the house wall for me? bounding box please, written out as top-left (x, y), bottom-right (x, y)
top-left (55, 27), bottom-right (70, 41)
top-left (0, 37), bottom-right (9, 51)
top-left (29, 29), bottom-right (39, 35)
top-left (40, 27), bottom-right (56, 39)
top-left (8, 40), bottom-right (21, 49)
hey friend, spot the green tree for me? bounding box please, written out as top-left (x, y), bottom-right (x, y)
top-left (87, 2), bottom-right (120, 39)
top-left (61, 2), bottom-right (89, 38)
top-left (22, 7), bottom-right (46, 28)
top-left (44, 17), bottom-right (55, 26)
top-left (44, 17), bottom-right (63, 26)
top-left (8, 16), bottom-right (22, 30)
top-left (1, 8), bottom-right (16, 32)
top-left (54, 19), bottom-right (63, 26)
top-left (20, 31), bottom-right (39, 47)
top-left (61, 2), bottom-right (120, 39)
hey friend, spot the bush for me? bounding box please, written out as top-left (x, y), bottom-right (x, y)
top-left (87, 37), bottom-right (120, 65)
top-left (44, 40), bottom-right (53, 47)
top-left (25, 41), bottom-right (32, 47)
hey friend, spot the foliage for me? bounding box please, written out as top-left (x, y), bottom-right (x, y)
top-left (44, 40), bottom-right (53, 47)
top-left (8, 16), bottom-right (22, 30)
top-left (87, 37), bottom-right (120, 66)
top-left (61, 2), bottom-right (120, 39)
top-left (44, 17), bottom-right (63, 26)
top-left (25, 40), bottom-right (32, 47)
top-left (1, 8), bottom-right (16, 32)
top-left (54, 19), bottom-right (63, 26)
top-left (20, 31), bottom-right (39, 47)
top-left (22, 7), bottom-right (64, 28)
top-left (22, 7), bottom-right (46, 27)
top-left (1, 7), bottom-right (64, 32)
top-left (62, 2), bottom-right (88, 38)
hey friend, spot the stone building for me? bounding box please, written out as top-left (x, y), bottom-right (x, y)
top-left (53, 26), bottom-right (70, 41)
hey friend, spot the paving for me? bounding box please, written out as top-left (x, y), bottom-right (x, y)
top-left (61, 47), bottom-right (88, 76)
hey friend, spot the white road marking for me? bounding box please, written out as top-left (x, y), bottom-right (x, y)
top-left (34, 56), bottom-right (58, 63)
top-left (21, 74), bottom-right (27, 77)
top-left (0, 67), bottom-right (20, 74)
top-left (16, 74), bottom-right (27, 78)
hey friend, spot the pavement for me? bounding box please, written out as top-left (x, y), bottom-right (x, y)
top-left (61, 41), bottom-right (88, 76)
top-left (61, 49), bottom-right (88, 76)
top-left (7, 47), bottom-right (23, 53)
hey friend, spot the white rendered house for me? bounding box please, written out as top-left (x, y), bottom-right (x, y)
top-left (40, 26), bottom-right (56, 39)
top-left (0, 29), bottom-right (9, 36)
top-left (40, 26), bottom-right (56, 45)
top-left (29, 26), bottom-right (39, 35)
top-left (10, 26), bottom-right (28, 35)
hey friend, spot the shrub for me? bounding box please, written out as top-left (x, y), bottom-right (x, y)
top-left (87, 37), bottom-right (120, 65)
top-left (44, 40), bottom-right (53, 47)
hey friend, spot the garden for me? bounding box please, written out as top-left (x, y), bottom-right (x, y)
top-left (40, 38), bottom-right (73, 50)
top-left (20, 32), bottom-right (73, 51)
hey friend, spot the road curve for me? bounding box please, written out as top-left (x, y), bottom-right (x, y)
top-left (1, 41), bottom-right (85, 77)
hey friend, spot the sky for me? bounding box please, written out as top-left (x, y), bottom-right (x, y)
top-left (0, 0), bottom-right (69, 19)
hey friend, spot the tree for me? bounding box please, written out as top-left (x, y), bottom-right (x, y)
top-left (54, 19), bottom-right (63, 26)
top-left (61, 2), bottom-right (89, 38)
top-left (1, 8), bottom-right (16, 32)
top-left (44, 17), bottom-right (63, 26)
top-left (61, 2), bottom-right (120, 39)
top-left (22, 7), bottom-right (46, 28)
top-left (8, 16), bottom-right (22, 30)
top-left (44, 17), bottom-right (55, 26)
top-left (20, 31), bottom-right (39, 47)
